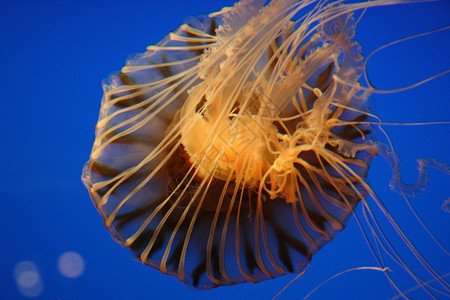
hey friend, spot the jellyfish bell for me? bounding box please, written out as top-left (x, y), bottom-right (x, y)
top-left (82, 0), bottom-right (449, 298)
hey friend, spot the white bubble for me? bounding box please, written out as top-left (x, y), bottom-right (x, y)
top-left (58, 251), bottom-right (85, 278)
top-left (17, 270), bottom-right (40, 288)
top-left (13, 261), bottom-right (44, 298)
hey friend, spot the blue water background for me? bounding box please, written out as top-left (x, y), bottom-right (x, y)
top-left (1, 1), bottom-right (448, 299)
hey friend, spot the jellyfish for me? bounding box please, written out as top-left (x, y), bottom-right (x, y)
top-left (82, 0), bottom-right (449, 298)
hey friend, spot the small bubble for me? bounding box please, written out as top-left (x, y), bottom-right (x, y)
top-left (13, 261), bottom-right (43, 298)
top-left (58, 251), bottom-right (85, 278)
top-left (17, 270), bottom-right (40, 288)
